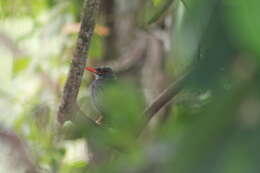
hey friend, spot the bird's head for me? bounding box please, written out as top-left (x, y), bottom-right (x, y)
top-left (85, 66), bottom-right (114, 79)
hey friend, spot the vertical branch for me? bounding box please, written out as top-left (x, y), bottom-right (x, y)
top-left (141, 36), bottom-right (169, 126)
top-left (114, 0), bottom-right (143, 57)
top-left (102, 0), bottom-right (117, 60)
top-left (141, 36), bottom-right (167, 105)
top-left (57, 0), bottom-right (101, 125)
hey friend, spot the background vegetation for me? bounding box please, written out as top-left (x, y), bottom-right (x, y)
top-left (0, 0), bottom-right (260, 172)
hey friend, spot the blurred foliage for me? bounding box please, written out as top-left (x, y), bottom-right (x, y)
top-left (0, 0), bottom-right (260, 172)
top-left (145, 0), bottom-right (175, 25)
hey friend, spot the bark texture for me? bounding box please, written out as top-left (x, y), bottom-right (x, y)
top-left (57, 0), bottom-right (101, 124)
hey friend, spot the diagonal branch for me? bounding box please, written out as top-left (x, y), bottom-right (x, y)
top-left (144, 69), bottom-right (193, 124)
top-left (57, 0), bottom-right (101, 125)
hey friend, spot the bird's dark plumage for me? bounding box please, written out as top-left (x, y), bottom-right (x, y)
top-left (86, 66), bottom-right (115, 122)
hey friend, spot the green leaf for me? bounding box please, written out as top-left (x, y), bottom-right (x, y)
top-left (152, 0), bottom-right (161, 6)
top-left (70, 161), bottom-right (87, 168)
top-left (13, 57), bottom-right (31, 75)
top-left (225, 0), bottom-right (260, 59)
top-left (147, 0), bottom-right (175, 25)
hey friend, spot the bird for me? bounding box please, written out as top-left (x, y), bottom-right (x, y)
top-left (85, 66), bottom-right (115, 125)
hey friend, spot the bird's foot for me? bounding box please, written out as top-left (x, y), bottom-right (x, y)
top-left (95, 116), bottom-right (103, 125)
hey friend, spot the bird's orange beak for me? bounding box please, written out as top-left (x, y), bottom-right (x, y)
top-left (85, 66), bottom-right (97, 73)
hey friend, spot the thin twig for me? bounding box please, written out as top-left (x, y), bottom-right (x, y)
top-left (57, 0), bottom-right (101, 125)
top-left (137, 70), bottom-right (192, 137)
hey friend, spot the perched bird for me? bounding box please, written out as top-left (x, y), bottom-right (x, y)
top-left (85, 66), bottom-right (116, 166)
top-left (85, 66), bottom-right (115, 125)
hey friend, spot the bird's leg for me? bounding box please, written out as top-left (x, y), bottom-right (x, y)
top-left (95, 115), bottom-right (103, 125)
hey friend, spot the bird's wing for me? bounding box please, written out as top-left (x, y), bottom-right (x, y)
top-left (91, 79), bottom-right (108, 116)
